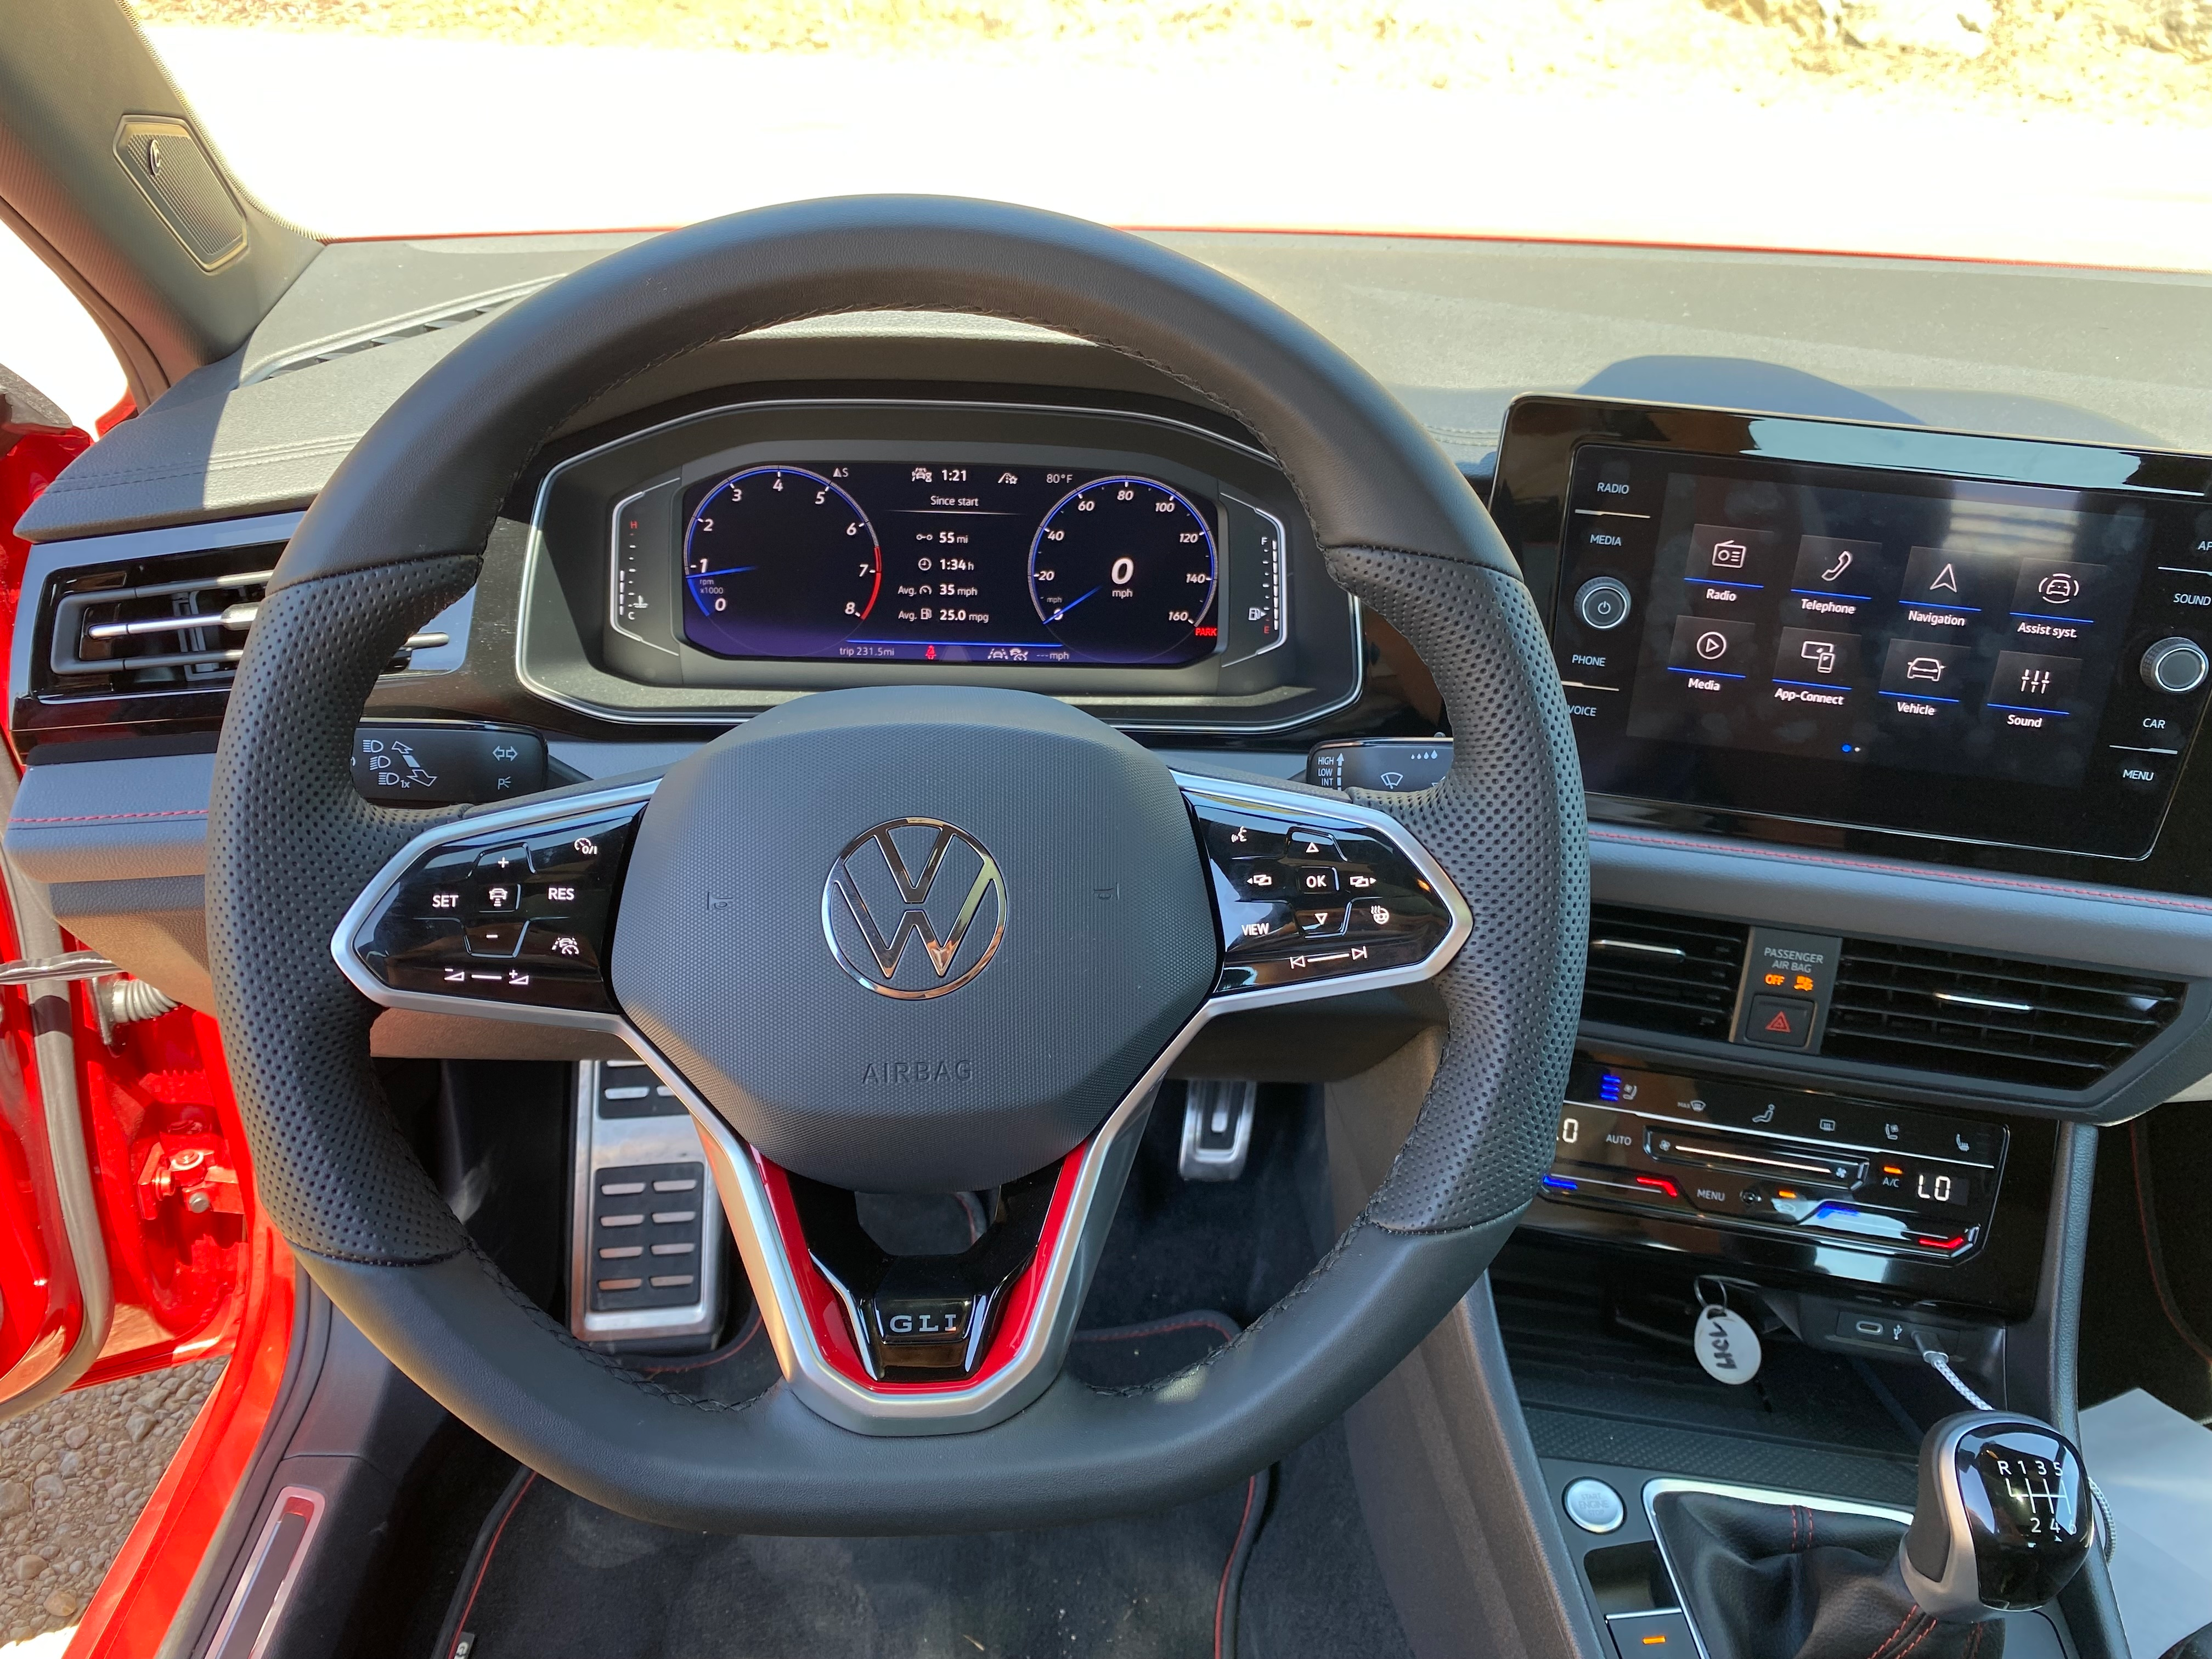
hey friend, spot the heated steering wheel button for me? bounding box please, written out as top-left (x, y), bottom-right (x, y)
top-left (465, 922), bottom-right (526, 958)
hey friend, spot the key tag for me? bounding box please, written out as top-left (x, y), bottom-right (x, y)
top-left (1692, 1279), bottom-right (1762, 1386)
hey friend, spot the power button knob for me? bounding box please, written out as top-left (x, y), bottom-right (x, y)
top-left (1575, 577), bottom-right (1633, 631)
top-left (2141, 637), bottom-right (2210, 694)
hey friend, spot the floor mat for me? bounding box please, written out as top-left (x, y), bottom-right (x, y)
top-left (437, 1315), bottom-right (1410, 1659)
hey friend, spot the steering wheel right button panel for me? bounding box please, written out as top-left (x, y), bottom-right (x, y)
top-left (1184, 785), bottom-right (1459, 996)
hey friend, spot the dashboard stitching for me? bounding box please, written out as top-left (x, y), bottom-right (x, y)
top-left (1590, 825), bottom-right (2212, 918)
top-left (12, 809), bottom-right (208, 823)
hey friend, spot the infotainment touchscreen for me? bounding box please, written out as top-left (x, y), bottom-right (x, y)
top-left (1607, 448), bottom-right (2147, 789)
top-left (1516, 402), bottom-right (2212, 858)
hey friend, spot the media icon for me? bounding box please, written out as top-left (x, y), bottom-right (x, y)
top-left (1666, 616), bottom-right (1754, 677)
top-left (1696, 630), bottom-right (1730, 661)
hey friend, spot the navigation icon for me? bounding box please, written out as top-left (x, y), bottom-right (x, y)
top-left (1931, 563), bottom-right (1961, 594)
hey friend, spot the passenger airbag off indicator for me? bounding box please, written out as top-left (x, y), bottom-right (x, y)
top-left (1733, 927), bottom-right (1842, 1052)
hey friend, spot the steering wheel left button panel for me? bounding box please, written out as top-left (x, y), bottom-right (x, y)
top-left (343, 792), bottom-right (650, 1013)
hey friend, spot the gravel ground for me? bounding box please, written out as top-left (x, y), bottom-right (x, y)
top-left (0, 1361), bottom-right (223, 1645)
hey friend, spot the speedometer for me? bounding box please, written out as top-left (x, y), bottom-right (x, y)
top-left (681, 466), bottom-right (881, 659)
top-left (1027, 477), bottom-right (1218, 664)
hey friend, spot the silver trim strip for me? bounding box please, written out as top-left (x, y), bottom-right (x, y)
top-left (1562, 1094), bottom-right (2001, 1171)
top-left (514, 396), bottom-right (1363, 736)
top-left (203, 1483), bottom-right (327, 1659)
top-left (328, 766), bottom-right (1468, 1432)
top-left (1641, 1479), bottom-right (1911, 1659)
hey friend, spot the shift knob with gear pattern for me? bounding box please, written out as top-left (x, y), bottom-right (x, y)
top-left (1900, 1412), bottom-right (2094, 1620)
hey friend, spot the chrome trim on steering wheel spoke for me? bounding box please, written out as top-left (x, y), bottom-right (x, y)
top-left (329, 762), bottom-right (1471, 1434)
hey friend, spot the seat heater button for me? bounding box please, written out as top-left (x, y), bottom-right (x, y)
top-left (1563, 1477), bottom-right (1626, 1534)
top-left (465, 922), bottom-right (525, 958)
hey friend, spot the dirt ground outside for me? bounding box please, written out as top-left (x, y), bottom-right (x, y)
top-left (128, 0), bottom-right (2212, 129)
top-left (0, 1361), bottom-right (222, 1652)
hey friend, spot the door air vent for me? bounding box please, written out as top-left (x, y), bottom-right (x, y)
top-left (1581, 904), bottom-right (1750, 1040)
top-left (1821, 939), bottom-right (2185, 1089)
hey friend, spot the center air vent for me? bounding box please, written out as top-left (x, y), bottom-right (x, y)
top-left (1821, 939), bottom-right (2185, 1088)
top-left (1581, 904), bottom-right (1750, 1040)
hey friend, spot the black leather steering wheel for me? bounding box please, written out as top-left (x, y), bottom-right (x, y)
top-left (205, 197), bottom-right (1587, 1533)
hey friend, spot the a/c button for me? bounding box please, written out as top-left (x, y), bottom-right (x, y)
top-left (1743, 995), bottom-right (1814, 1048)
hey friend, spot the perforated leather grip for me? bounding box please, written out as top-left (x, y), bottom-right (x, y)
top-left (1327, 550), bottom-right (1589, 1232)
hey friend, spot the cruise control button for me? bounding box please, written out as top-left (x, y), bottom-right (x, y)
top-left (473, 876), bottom-right (523, 915)
top-left (516, 919), bottom-right (601, 969)
top-left (465, 922), bottom-right (526, 958)
top-left (423, 885), bottom-right (467, 918)
top-left (529, 820), bottom-right (633, 878)
top-left (476, 845), bottom-right (529, 878)
top-left (528, 876), bottom-right (587, 911)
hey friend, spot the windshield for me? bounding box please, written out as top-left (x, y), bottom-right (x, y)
top-left (132, 1), bottom-right (2210, 271)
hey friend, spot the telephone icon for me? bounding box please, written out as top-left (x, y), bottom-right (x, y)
top-left (1820, 550), bottom-right (1853, 583)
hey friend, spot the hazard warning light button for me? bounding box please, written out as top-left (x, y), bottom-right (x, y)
top-left (1742, 995), bottom-right (1814, 1049)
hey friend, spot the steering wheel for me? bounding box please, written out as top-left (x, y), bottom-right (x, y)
top-left (205, 197), bottom-right (1586, 1533)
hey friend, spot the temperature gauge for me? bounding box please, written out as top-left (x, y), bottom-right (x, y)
top-left (608, 479), bottom-right (679, 655)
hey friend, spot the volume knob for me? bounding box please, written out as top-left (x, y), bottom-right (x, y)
top-left (2141, 637), bottom-right (2209, 694)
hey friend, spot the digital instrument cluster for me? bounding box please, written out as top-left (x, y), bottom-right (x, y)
top-left (521, 398), bottom-right (1360, 735)
top-left (1497, 397), bottom-right (2212, 858)
top-left (670, 462), bottom-right (1227, 667)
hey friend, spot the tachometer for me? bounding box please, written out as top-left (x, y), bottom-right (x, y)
top-left (1027, 477), bottom-right (1218, 664)
top-left (681, 466), bottom-right (881, 659)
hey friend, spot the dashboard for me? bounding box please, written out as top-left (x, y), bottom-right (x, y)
top-left (8, 231), bottom-right (2212, 1407)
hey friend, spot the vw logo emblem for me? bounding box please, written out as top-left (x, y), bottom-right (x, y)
top-left (822, 819), bottom-right (1006, 999)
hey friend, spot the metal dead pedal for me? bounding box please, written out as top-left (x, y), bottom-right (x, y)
top-left (569, 1058), bottom-right (729, 1352)
top-left (1179, 1080), bottom-right (1257, 1182)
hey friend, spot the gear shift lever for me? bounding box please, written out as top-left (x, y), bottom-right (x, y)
top-left (1900, 1412), bottom-right (2095, 1620)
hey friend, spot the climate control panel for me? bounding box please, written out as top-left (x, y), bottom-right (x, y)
top-left (1541, 1059), bottom-right (2006, 1261)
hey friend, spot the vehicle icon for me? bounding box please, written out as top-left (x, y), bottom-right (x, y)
top-left (1905, 656), bottom-right (1946, 682)
top-left (1709, 540), bottom-right (1748, 569)
top-left (1695, 630), bottom-right (1730, 661)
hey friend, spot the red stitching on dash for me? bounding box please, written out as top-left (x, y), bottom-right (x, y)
top-left (1590, 826), bottom-right (2212, 918)
top-left (10, 809), bottom-right (209, 823)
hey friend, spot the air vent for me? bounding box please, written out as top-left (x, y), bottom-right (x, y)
top-left (1822, 940), bottom-right (2185, 1089)
top-left (31, 545), bottom-right (449, 716)
top-left (1581, 904), bottom-right (1750, 1040)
